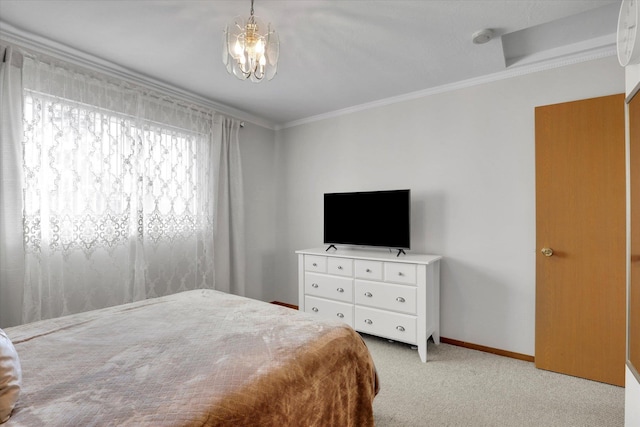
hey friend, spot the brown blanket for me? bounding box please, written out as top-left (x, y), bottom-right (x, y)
top-left (5, 289), bottom-right (378, 426)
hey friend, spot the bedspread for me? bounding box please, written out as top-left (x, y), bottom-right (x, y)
top-left (5, 289), bottom-right (378, 426)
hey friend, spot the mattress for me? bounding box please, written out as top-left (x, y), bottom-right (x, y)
top-left (4, 289), bottom-right (378, 426)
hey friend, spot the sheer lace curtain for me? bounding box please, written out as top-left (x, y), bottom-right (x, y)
top-left (0, 48), bottom-right (245, 327)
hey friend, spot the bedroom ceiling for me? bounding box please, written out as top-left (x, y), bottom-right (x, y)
top-left (0, 0), bottom-right (621, 128)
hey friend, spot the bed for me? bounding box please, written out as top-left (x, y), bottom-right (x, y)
top-left (2, 289), bottom-right (379, 426)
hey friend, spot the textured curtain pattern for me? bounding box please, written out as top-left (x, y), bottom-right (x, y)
top-left (0, 45), bottom-right (25, 328)
top-left (19, 55), bottom-right (220, 323)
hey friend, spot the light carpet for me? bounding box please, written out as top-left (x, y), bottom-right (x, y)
top-left (362, 335), bottom-right (625, 427)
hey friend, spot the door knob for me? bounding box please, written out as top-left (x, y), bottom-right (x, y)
top-left (541, 247), bottom-right (554, 257)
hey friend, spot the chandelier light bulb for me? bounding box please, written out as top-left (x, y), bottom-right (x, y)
top-left (234, 40), bottom-right (243, 57)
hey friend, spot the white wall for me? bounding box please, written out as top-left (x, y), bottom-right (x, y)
top-left (627, 366), bottom-right (640, 427)
top-left (625, 62), bottom-right (640, 427)
top-left (272, 56), bottom-right (624, 356)
top-left (238, 122), bottom-right (277, 302)
top-left (626, 63), bottom-right (640, 95)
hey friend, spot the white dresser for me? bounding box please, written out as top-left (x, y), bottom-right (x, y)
top-left (296, 247), bottom-right (442, 362)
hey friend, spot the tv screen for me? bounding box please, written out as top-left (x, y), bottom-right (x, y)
top-left (324, 189), bottom-right (410, 249)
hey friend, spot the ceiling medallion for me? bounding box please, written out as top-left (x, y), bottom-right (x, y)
top-left (223, 0), bottom-right (279, 82)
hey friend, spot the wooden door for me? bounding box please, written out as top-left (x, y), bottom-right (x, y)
top-left (535, 94), bottom-right (626, 387)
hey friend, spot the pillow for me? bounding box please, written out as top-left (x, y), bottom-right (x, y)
top-left (0, 328), bottom-right (21, 423)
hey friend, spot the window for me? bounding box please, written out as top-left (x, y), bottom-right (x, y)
top-left (22, 90), bottom-right (210, 254)
top-left (20, 82), bottom-right (216, 321)
top-left (1, 50), bottom-right (243, 327)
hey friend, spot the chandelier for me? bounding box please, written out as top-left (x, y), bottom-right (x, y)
top-left (223, 0), bottom-right (279, 82)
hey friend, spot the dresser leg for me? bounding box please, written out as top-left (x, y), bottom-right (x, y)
top-left (418, 344), bottom-right (427, 363)
top-left (432, 332), bottom-right (440, 345)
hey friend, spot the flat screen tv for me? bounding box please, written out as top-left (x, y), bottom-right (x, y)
top-left (324, 189), bottom-right (410, 250)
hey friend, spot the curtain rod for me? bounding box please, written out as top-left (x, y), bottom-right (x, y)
top-left (0, 23), bottom-right (275, 130)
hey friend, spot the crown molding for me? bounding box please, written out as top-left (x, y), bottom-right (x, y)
top-left (1, 20), bottom-right (618, 133)
top-left (0, 21), bottom-right (277, 131)
top-left (279, 44), bottom-right (618, 130)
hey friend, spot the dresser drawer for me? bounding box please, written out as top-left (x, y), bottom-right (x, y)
top-left (355, 306), bottom-right (417, 344)
top-left (305, 296), bottom-right (353, 327)
top-left (355, 280), bottom-right (417, 315)
top-left (384, 262), bottom-right (417, 285)
top-left (304, 255), bottom-right (327, 273)
top-left (305, 272), bottom-right (353, 303)
top-left (328, 257), bottom-right (353, 277)
top-left (354, 260), bottom-right (383, 281)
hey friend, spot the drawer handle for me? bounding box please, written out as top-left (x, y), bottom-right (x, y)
top-left (337, 287), bottom-right (344, 293)
top-left (312, 263), bottom-right (317, 267)
top-left (337, 313), bottom-right (344, 318)
top-left (398, 272), bottom-right (404, 277)
top-left (338, 265), bottom-right (343, 270)
top-left (312, 307), bottom-right (319, 312)
top-left (366, 268), bottom-right (372, 273)
top-left (364, 319), bottom-right (373, 325)
top-left (312, 283), bottom-right (319, 288)
top-left (396, 297), bottom-right (405, 303)
top-left (396, 325), bottom-right (405, 332)
top-left (364, 292), bottom-right (373, 297)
